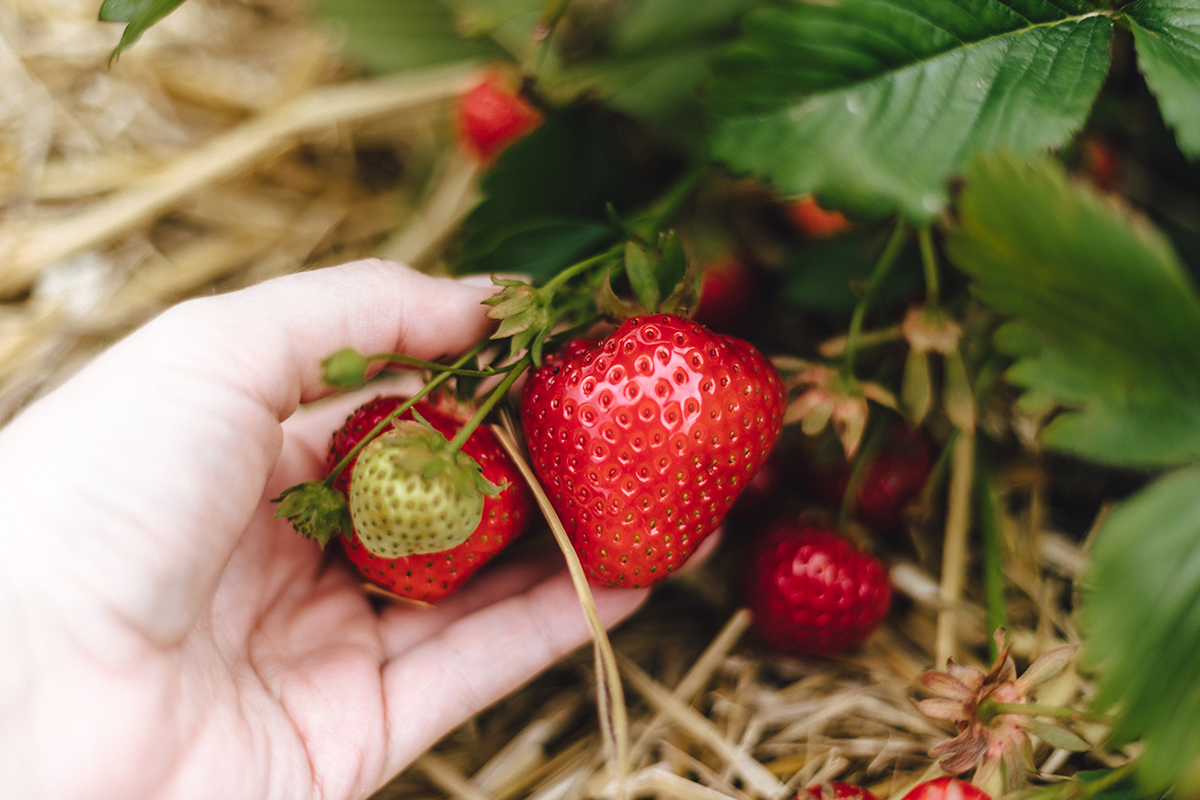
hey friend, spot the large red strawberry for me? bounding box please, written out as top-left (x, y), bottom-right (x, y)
top-left (521, 314), bottom-right (786, 588)
top-left (744, 519), bottom-right (890, 656)
top-left (327, 396), bottom-right (532, 603)
top-left (900, 778), bottom-right (991, 800)
top-left (457, 72), bottom-right (542, 162)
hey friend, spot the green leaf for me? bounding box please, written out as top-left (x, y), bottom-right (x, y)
top-left (1124, 0), bottom-right (1200, 159)
top-left (1081, 465), bottom-right (1200, 797)
top-left (707, 0), bottom-right (1113, 220)
top-left (944, 153), bottom-right (1200, 467)
top-left (461, 220), bottom-right (614, 282)
top-left (100, 0), bottom-right (187, 61)
top-left (313, 0), bottom-right (510, 74)
top-left (456, 107), bottom-right (641, 276)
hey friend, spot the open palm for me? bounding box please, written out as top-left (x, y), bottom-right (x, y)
top-left (0, 260), bottom-right (646, 800)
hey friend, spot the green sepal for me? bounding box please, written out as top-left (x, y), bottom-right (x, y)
top-left (321, 347), bottom-right (371, 388)
top-left (624, 240), bottom-right (660, 312)
top-left (272, 480), bottom-right (351, 548)
top-left (484, 276), bottom-right (554, 359)
top-left (387, 419), bottom-right (505, 498)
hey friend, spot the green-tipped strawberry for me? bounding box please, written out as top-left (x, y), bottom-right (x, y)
top-left (348, 418), bottom-right (500, 558)
top-left (327, 396), bottom-right (533, 602)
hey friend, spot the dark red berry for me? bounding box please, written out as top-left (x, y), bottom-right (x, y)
top-left (744, 519), bottom-right (890, 656)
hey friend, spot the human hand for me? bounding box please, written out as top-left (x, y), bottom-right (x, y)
top-left (0, 259), bottom-right (648, 800)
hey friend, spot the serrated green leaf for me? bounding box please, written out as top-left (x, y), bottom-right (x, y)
top-left (707, 0), bottom-right (1113, 220)
top-left (944, 154), bottom-right (1200, 467)
top-left (542, 0), bottom-right (753, 150)
top-left (1124, 0), bottom-right (1200, 159)
top-left (1081, 466), bottom-right (1200, 797)
top-left (100, 0), bottom-right (187, 61)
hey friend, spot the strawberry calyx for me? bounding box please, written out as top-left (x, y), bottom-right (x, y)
top-left (273, 480), bottom-right (352, 548)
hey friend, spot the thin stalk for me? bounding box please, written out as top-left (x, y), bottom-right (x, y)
top-left (983, 701), bottom-right (1106, 724)
top-left (918, 224), bottom-right (940, 311)
top-left (362, 351), bottom-right (515, 378)
top-left (445, 353), bottom-right (532, 453)
top-left (489, 422), bottom-right (632, 793)
top-left (936, 428), bottom-right (976, 667)
top-left (543, 244), bottom-right (623, 294)
top-left (324, 343), bottom-right (488, 485)
top-left (978, 456), bottom-right (1009, 658)
top-left (844, 219), bottom-right (906, 377)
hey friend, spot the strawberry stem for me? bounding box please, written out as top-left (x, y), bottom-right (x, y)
top-left (843, 218), bottom-right (906, 379)
top-left (980, 700), bottom-right (1103, 724)
top-left (323, 342), bottom-right (490, 486)
top-left (361, 352), bottom-right (515, 377)
top-left (918, 224), bottom-right (941, 312)
top-left (444, 352), bottom-right (532, 455)
top-left (544, 244), bottom-right (624, 294)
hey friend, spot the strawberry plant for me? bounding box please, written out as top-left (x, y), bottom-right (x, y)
top-left (105, 0), bottom-right (1200, 794)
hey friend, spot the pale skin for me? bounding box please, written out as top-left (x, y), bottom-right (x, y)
top-left (0, 259), bottom-right (648, 800)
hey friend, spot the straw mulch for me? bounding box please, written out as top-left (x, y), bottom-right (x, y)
top-left (0, 3), bottom-right (1118, 799)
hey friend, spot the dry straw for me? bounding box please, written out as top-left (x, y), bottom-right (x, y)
top-left (1, 2), bottom-right (1112, 799)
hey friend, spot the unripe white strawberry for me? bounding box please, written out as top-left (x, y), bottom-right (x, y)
top-left (348, 420), bottom-right (495, 558)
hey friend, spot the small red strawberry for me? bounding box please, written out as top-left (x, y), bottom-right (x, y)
top-left (693, 256), bottom-right (758, 333)
top-left (805, 783), bottom-right (882, 800)
top-left (788, 195), bottom-right (852, 239)
top-left (811, 423), bottom-right (933, 531)
top-left (457, 72), bottom-right (542, 162)
top-left (900, 778), bottom-right (992, 800)
top-left (328, 396), bottom-right (532, 603)
top-left (744, 519), bottom-right (890, 656)
top-left (521, 314), bottom-right (786, 588)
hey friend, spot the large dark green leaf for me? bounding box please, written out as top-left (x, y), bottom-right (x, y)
top-left (1124, 0), bottom-right (1200, 159)
top-left (707, 0), bottom-right (1113, 220)
top-left (455, 107), bottom-right (642, 276)
top-left (546, 0), bottom-right (756, 151)
top-left (100, 0), bottom-right (187, 61)
top-left (944, 154), bottom-right (1200, 467)
top-left (1081, 466), bottom-right (1200, 797)
top-left (461, 221), bottom-right (615, 282)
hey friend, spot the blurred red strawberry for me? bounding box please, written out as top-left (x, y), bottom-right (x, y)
top-left (693, 256), bottom-right (758, 333)
top-left (788, 195), bottom-right (853, 239)
top-left (457, 72), bottom-right (542, 162)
